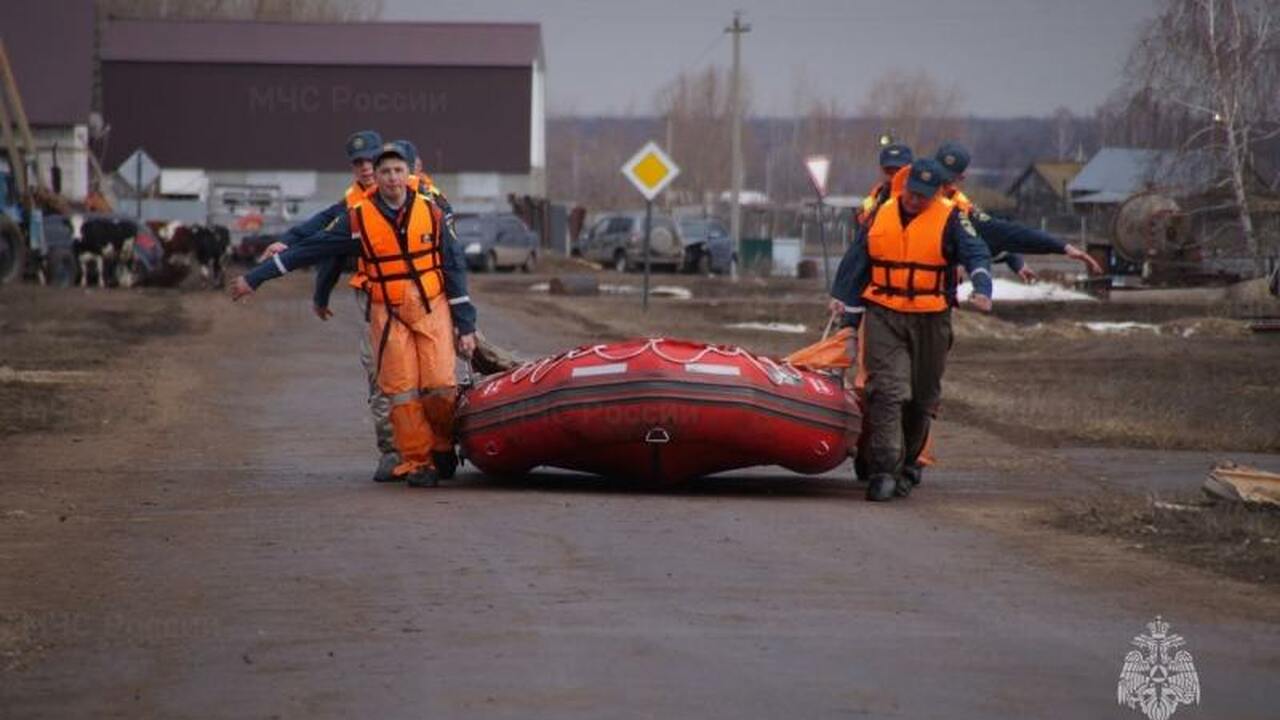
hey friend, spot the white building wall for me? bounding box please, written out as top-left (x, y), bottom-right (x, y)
top-left (31, 125), bottom-right (90, 202)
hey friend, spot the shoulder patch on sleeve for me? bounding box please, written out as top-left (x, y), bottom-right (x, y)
top-left (976, 210), bottom-right (992, 223)
top-left (959, 212), bottom-right (978, 237)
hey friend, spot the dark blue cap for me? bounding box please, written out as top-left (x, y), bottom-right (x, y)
top-left (905, 158), bottom-right (945, 198)
top-left (935, 142), bottom-right (970, 181)
top-left (345, 130), bottom-right (382, 162)
top-left (392, 139), bottom-right (419, 168)
top-left (374, 141), bottom-right (411, 166)
top-left (878, 143), bottom-right (913, 169)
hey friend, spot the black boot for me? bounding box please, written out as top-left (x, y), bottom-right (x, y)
top-left (432, 449), bottom-right (459, 480)
top-left (893, 474), bottom-right (914, 498)
top-left (406, 466), bottom-right (440, 488)
top-left (372, 452), bottom-right (401, 483)
top-left (866, 473), bottom-right (897, 502)
top-left (902, 464), bottom-right (923, 487)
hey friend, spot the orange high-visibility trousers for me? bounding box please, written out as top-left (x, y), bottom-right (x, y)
top-left (368, 290), bottom-right (457, 476)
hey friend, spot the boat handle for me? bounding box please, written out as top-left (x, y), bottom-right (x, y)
top-left (645, 427), bottom-right (671, 444)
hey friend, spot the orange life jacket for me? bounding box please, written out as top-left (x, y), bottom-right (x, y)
top-left (941, 186), bottom-right (973, 213)
top-left (858, 180), bottom-right (892, 225)
top-left (889, 165), bottom-right (909, 198)
top-left (343, 182), bottom-right (368, 209)
top-left (861, 196), bottom-right (953, 313)
top-left (348, 175), bottom-right (446, 292)
top-left (348, 193), bottom-right (445, 305)
top-left (342, 183), bottom-right (373, 289)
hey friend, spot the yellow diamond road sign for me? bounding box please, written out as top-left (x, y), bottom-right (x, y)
top-left (622, 141), bottom-right (680, 201)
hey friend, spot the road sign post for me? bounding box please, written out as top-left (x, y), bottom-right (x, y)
top-left (805, 155), bottom-right (832, 290)
top-left (117, 148), bottom-right (159, 221)
top-left (642, 200), bottom-right (653, 311)
top-left (621, 142), bottom-right (681, 311)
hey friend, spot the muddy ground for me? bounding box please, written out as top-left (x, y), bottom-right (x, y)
top-left (1, 270), bottom-right (1278, 718)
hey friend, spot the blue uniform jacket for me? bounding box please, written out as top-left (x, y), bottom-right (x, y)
top-left (278, 201), bottom-right (347, 246)
top-left (831, 201), bottom-right (992, 328)
top-left (274, 201), bottom-right (350, 312)
top-left (243, 192), bottom-right (476, 335)
top-left (971, 211), bottom-right (1067, 259)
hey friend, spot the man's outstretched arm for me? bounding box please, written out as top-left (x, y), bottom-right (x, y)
top-left (229, 214), bottom-right (359, 300)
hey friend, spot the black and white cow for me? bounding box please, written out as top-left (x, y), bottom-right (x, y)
top-left (160, 222), bottom-right (230, 287)
top-left (70, 215), bottom-right (137, 288)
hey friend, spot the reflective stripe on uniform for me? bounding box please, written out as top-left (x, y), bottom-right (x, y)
top-left (388, 388), bottom-right (421, 406)
top-left (272, 254), bottom-right (287, 275)
top-left (448, 295), bottom-right (471, 306)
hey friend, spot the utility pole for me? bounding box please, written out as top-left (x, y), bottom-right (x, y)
top-left (725, 10), bottom-right (750, 278)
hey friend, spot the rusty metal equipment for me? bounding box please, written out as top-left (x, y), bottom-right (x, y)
top-left (1111, 191), bottom-right (1202, 283)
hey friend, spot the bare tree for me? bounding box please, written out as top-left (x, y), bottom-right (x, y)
top-left (1127, 0), bottom-right (1280, 273)
top-left (858, 69), bottom-right (967, 157)
top-left (1051, 106), bottom-right (1075, 160)
top-left (653, 65), bottom-right (753, 205)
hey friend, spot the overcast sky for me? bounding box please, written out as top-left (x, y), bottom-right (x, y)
top-left (384, 0), bottom-right (1161, 118)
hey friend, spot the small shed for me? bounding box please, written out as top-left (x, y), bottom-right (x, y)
top-left (1006, 160), bottom-right (1082, 229)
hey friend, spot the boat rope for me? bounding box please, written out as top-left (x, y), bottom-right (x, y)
top-left (505, 338), bottom-right (804, 387)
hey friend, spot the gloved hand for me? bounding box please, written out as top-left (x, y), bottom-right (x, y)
top-left (966, 294), bottom-right (993, 313)
top-left (456, 332), bottom-right (477, 358)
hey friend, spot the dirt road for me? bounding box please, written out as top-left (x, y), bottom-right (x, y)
top-left (2, 275), bottom-right (1277, 719)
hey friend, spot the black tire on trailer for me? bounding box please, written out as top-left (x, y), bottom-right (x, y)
top-left (0, 216), bottom-right (26, 285)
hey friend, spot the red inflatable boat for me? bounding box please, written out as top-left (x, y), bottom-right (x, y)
top-left (456, 338), bottom-right (861, 483)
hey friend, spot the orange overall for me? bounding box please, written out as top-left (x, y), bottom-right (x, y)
top-left (349, 193), bottom-right (457, 476)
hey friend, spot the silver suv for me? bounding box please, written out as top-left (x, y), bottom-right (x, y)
top-left (575, 211), bottom-right (683, 272)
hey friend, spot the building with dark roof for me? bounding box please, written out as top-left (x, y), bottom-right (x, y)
top-left (0, 1), bottom-right (545, 210)
top-left (1006, 160), bottom-right (1082, 231)
top-left (100, 17), bottom-right (546, 209)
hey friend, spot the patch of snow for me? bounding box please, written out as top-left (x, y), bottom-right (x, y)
top-left (652, 285), bottom-right (693, 300)
top-left (957, 278), bottom-right (1097, 302)
top-left (596, 283), bottom-right (692, 300)
top-left (726, 322), bottom-right (808, 334)
top-left (598, 283), bottom-right (636, 295)
top-left (530, 282), bottom-right (691, 300)
top-left (1079, 321), bottom-right (1161, 334)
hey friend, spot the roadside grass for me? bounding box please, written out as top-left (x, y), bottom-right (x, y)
top-left (945, 331), bottom-right (1280, 453)
top-left (1051, 492), bottom-right (1280, 586)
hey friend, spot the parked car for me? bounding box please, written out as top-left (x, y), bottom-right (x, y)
top-left (575, 211), bottom-right (683, 272)
top-left (678, 216), bottom-right (737, 275)
top-left (457, 213), bottom-right (538, 272)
